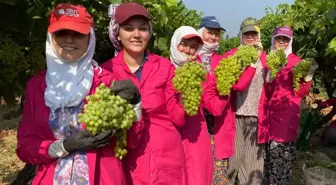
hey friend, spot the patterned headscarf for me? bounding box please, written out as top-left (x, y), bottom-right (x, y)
top-left (108, 4), bottom-right (122, 56)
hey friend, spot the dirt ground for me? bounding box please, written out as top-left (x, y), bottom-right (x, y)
top-left (0, 95), bottom-right (335, 185)
top-left (0, 104), bottom-right (24, 185)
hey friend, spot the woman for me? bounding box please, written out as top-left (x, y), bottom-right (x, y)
top-left (211, 17), bottom-right (267, 185)
top-left (169, 26), bottom-right (229, 185)
top-left (102, 3), bottom-right (187, 185)
top-left (196, 16), bottom-right (230, 183)
top-left (263, 26), bottom-right (318, 185)
top-left (16, 4), bottom-right (140, 185)
top-left (197, 16), bottom-right (226, 74)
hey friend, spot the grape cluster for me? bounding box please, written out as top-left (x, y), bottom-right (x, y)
top-left (267, 49), bottom-right (287, 78)
top-left (214, 46), bottom-right (259, 96)
top-left (214, 56), bottom-right (241, 96)
top-left (235, 45), bottom-right (259, 68)
top-left (173, 62), bottom-right (207, 116)
top-left (78, 83), bottom-right (136, 160)
top-left (292, 59), bottom-right (312, 91)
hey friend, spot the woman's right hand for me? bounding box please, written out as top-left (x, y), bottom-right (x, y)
top-left (63, 130), bottom-right (115, 153)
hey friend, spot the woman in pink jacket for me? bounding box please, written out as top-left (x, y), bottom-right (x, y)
top-left (211, 17), bottom-right (268, 185)
top-left (169, 26), bottom-right (229, 185)
top-left (16, 4), bottom-right (141, 185)
top-left (101, 3), bottom-right (188, 185)
top-left (263, 26), bottom-right (318, 185)
top-left (196, 16), bottom-right (229, 183)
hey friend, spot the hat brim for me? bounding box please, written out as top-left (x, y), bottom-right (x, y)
top-left (241, 25), bottom-right (260, 33)
top-left (274, 34), bottom-right (292, 39)
top-left (118, 14), bottom-right (150, 24)
top-left (183, 34), bottom-right (204, 44)
top-left (204, 25), bottom-right (226, 32)
top-left (48, 21), bottom-right (91, 34)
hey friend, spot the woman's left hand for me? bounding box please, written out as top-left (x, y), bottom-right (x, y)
top-left (110, 80), bottom-right (141, 104)
top-left (304, 59), bottom-right (319, 81)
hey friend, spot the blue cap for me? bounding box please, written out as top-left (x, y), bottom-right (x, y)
top-left (199, 16), bottom-right (226, 31)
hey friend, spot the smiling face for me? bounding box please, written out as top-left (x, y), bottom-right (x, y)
top-left (177, 38), bottom-right (200, 56)
top-left (51, 30), bottom-right (90, 62)
top-left (202, 27), bottom-right (221, 44)
top-left (242, 31), bottom-right (259, 46)
top-left (119, 16), bottom-right (151, 55)
top-left (274, 35), bottom-right (291, 50)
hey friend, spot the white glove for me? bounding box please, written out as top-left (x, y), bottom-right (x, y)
top-left (133, 102), bottom-right (142, 121)
top-left (304, 59), bottom-right (318, 81)
top-left (48, 139), bottom-right (69, 158)
top-left (250, 62), bottom-right (257, 68)
top-left (254, 39), bottom-right (263, 51)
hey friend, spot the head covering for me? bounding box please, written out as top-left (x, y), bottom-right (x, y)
top-left (45, 26), bottom-right (99, 117)
top-left (108, 3), bottom-right (152, 56)
top-left (271, 26), bottom-right (293, 57)
top-left (199, 16), bottom-right (226, 31)
top-left (239, 17), bottom-right (261, 45)
top-left (48, 4), bottom-right (94, 34)
top-left (170, 26), bottom-right (203, 68)
top-left (115, 2), bottom-right (150, 24)
top-left (240, 17), bottom-right (260, 34)
top-left (197, 27), bottom-right (220, 55)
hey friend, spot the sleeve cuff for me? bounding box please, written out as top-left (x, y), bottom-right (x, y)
top-left (133, 102), bottom-right (142, 121)
top-left (48, 139), bottom-right (69, 158)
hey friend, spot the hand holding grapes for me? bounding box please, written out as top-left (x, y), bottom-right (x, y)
top-left (183, 55), bottom-right (197, 65)
top-left (304, 59), bottom-right (318, 81)
top-left (110, 80), bottom-right (141, 105)
top-left (254, 39), bottom-right (263, 51)
top-left (63, 130), bottom-right (115, 154)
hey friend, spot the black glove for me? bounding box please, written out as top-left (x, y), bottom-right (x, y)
top-left (110, 80), bottom-right (141, 104)
top-left (63, 130), bottom-right (114, 153)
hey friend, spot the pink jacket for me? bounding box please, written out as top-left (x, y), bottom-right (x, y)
top-left (16, 69), bottom-right (126, 185)
top-left (265, 53), bottom-right (312, 142)
top-left (210, 48), bottom-right (268, 159)
top-left (101, 51), bottom-right (186, 185)
top-left (176, 56), bottom-right (229, 185)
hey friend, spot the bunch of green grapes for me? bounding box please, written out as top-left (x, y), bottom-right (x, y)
top-left (235, 45), bottom-right (259, 69)
top-left (292, 59), bottom-right (312, 91)
top-left (267, 49), bottom-right (287, 78)
top-left (214, 56), bottom-right (241, 96)
top-left (78, 83), bottom-right (136, 160)
top-left (173, 62), bottom-right (207, 116)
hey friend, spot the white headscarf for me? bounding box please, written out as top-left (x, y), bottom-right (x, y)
top-left (271, 35), bottom-right (293, 57)
top-left (197, 27), bottom-right (220, 55)
top-left (170, 26), bottom-right (203, 68)
top-left (45, 28), bottom-right (99, 116)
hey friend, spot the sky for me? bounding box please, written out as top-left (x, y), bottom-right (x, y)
top-left (182, 0), bottom-right (295, 38)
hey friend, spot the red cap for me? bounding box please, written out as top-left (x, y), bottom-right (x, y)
top-left (183, 34), bottom-right (204, 44)
top-left (48, 4), bottom-right (94, 34)
top-left (115, 2), bottom-right (150, 24)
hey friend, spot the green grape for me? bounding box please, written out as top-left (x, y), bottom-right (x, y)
top-left (267, 49), bottom-right (287, 78)
top-left (214, 56), bottom-right (241, 96)
top-left (292, 59), bottom-right (312, 91)
top-left (235, 45), bottom-right (259, 69)
top-left (78, 82), bottom-right (137, 160)
top-left (172, 62), bottom-right (207, 116)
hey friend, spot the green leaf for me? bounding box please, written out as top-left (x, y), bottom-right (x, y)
top-left (326, 8), bottom-right (336, 22)
top-left (155, 37), bottom-right (168, 51)
top-left (0, 0), bottom-right (17, 6)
